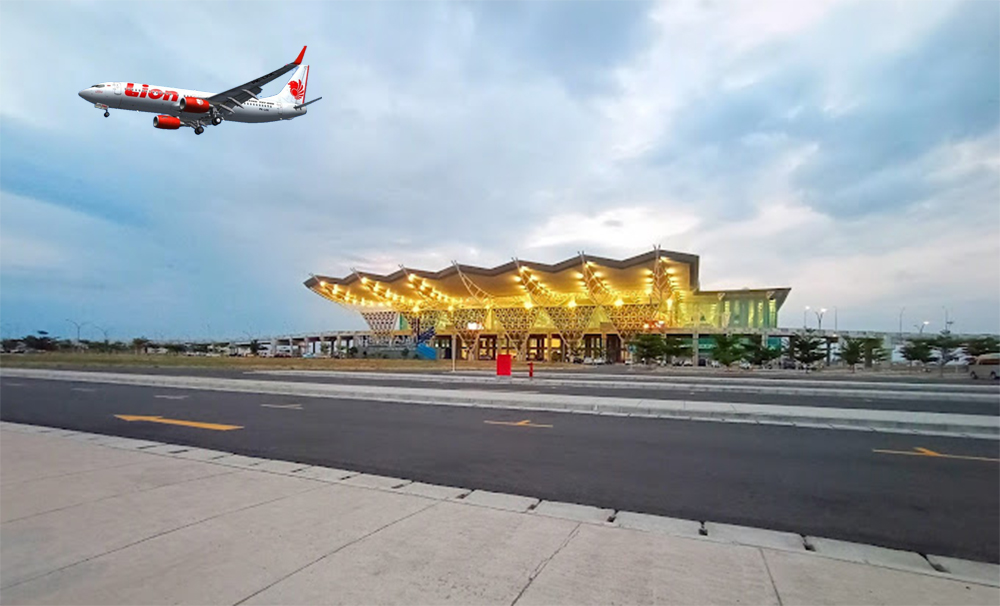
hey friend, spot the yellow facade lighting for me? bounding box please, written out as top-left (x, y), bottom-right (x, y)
top-left (407, 274), bottom-right (416, 282)
top-left (523, 301), bottom-right (533, 309)
top-left (567, 299), bottom-right (577, 308)
top-left (514, 276), bottom-right (521, 282)
top-left (615, 299), bottom-right (624, 307)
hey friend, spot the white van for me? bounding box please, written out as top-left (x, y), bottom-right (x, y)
top-left (968, 353), bottom-right (1000, 380)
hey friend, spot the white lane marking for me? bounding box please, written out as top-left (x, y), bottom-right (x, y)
top-left (261, 404), bottom-right (303, 410)
top-left (70, 387), bottom-right (96, 392)
top-left (3, 382), bottom-right (25, 387)
top-left (154, 395), bottom-right (189, 400)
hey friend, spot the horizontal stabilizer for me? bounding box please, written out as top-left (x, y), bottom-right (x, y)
top-left (294, 97), bottom-right (323, 110)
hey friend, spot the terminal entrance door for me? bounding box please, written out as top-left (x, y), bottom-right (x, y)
top-left (606, 334), bottom-right (622, 363)
top-left (478, 335), bottom-right (497, 360)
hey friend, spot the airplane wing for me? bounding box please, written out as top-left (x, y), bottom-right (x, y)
top-left (207, 46), bottom-right (307, 114)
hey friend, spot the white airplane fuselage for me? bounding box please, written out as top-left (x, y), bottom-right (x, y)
top-left (78, 82), bottom-right (305, 123)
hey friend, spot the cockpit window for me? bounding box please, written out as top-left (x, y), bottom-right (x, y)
top-left (92, 84), bottom-right (104, 88)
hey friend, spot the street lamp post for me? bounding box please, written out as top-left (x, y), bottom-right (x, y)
top-left (803, 306), bottom-right (810, 329)
top-left (915, 321), bottom-right (930, 335)
top-left (898, 307), bottom-right (906, 338)
top-left (66, 319), bottom-right (89, 349)
top-left (814, 308), bottom-right (827, 331)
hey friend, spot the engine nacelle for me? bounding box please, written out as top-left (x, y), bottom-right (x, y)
top-left (179, 97), bottom-right (211, 113)
top-left (153, 115), bottom-right (181, 130)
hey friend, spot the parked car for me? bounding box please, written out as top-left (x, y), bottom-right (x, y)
top-left (969, 353), bottom-right (1000, 380)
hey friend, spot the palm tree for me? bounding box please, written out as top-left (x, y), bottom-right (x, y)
top-left (838, 337), bottom-right (864, 372)
top-left (710, 334), bottom-right (744, 368)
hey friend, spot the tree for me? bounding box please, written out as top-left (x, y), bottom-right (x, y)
top-left (710, 334), bottom-right (744, 368)
top-left (249, 340), bottom-right (261, 356)
top-left (787, 331), bottom-right (825, 369)
top-left (131, 337), bottom-right (150, 355)
top-left (838, 337), bottom-right (865, 371)
top-left (661, 336), bottom-right (692, 365)
top-left (320, 341), bottom-right (331, 356)
top-left (901, 339), bottom-right (935, 365)
top-left (862, 338), bottom-right (889, 368)
top-left (741, 338), bottom-right (782, 368)
top-left (630, 334), bottom-right (665, 364)
top-left (931, 332), bottom-right (964, 376)
top-left (965, 336), bottom-right (1000, 358)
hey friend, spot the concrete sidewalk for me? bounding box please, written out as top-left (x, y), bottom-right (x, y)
top-left (4, 368), bottom-right (998, 439)
top-left (2, 423), bottom-right (998, 605)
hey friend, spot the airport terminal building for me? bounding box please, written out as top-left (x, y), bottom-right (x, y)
top-left (305, 248), bottom-right (790, 362)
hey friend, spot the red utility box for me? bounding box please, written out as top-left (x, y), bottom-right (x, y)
top-left (496, 354), bottom-right (512, 376)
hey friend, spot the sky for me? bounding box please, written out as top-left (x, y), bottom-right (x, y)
top-left (1, 0), bottom-right (998, 341)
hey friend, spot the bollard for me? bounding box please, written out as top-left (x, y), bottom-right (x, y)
top-left (528, 361), bottom-right (534, 378)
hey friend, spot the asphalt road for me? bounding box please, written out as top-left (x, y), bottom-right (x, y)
top-left (2, 377), bottom-right (998, 563)
top-left (11, 366), bottom-right (999, 415)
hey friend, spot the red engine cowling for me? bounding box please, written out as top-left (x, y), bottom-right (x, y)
top-left (178, 97), bottom-right (211, 113)
top-left (153, 115), bottom-right (181, 130)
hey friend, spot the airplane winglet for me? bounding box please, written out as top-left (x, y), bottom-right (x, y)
top-left (294, 46), bottom-right (307, 65)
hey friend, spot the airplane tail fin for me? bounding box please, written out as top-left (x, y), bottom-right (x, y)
top-left (276, 65), bottom-right (309, 105)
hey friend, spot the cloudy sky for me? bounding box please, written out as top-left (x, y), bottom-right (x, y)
top-left (1, 0), bottom-right (997, 341)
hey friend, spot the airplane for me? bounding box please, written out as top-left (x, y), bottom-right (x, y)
top-left (78, 46), bottom-right (321, 135)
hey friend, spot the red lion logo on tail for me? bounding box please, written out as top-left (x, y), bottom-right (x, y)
top-left (287, 79), bottom-right (305, 101)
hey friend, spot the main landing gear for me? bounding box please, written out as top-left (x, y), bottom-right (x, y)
top-left (104, 111), bottom-right (110, 118)
top-left (194, 126), bottom-right (205, 135)
top-left (211, 116), bottom-right (223, 126)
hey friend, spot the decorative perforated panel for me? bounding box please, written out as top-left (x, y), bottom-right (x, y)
top-left (447, 307), bottom-right (488, 358)
top-left (605, 303), bottom-right (660, 340)
top-left (360, 310), bottom-right (399, 344)
top-left (492, 306), bottom-right (542, 358)
top-left (544, 305), bottom-right (596, 352)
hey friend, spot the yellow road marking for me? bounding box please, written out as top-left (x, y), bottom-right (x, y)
top-left (873, 447), bottom-right (999, 463)
top-left (114, 415), bottom-right (243, 431)
top-left (484, 419), bottom-right (552, 428)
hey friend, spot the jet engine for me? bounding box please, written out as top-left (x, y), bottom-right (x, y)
top-left (178, 97), bottom-right (211, 113)
top-left (153, 115), bottom-right (181, 130)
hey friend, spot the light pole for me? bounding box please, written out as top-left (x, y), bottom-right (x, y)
top-left (814, 308), bottom-right (827, 331)
top-left (66, 319), bottom-right (89, 348)
top-left (803, 306), bottom-right (810, 329)
top-left (915, 321), bottom-right (930, 335)
top-left (898, 307), bottom-right (905, 338)
top-left (833, 307), bottom-right (838, 332)
top-left (942, 307), bottom-right (954, 334)
top-left (93, 325), bottom-right (112, 346)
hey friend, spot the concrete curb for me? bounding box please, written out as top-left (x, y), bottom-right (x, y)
top-left (3, 368), bottom-right (998, 439)
top-left (253, 369), bottom-right (1000, 401)
top-left (3, 420), bottom-right (997, 588)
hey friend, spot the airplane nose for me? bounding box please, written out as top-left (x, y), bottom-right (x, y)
top-left (79, 89), bottom-right (87, 99)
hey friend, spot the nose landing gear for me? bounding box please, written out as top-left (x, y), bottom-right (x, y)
top-left (104, 111), bottom-right (110, 118)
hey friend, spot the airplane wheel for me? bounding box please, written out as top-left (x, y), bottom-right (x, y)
top-left (212, 117), bottom-right (222, 126)
top-left (104, 111), bottom-right (110, 117)
top-left (194, 127), bottom-right (204, 135)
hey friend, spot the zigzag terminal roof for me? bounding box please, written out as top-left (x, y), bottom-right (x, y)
top-left (304, 248), bottom-right (791, 312)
